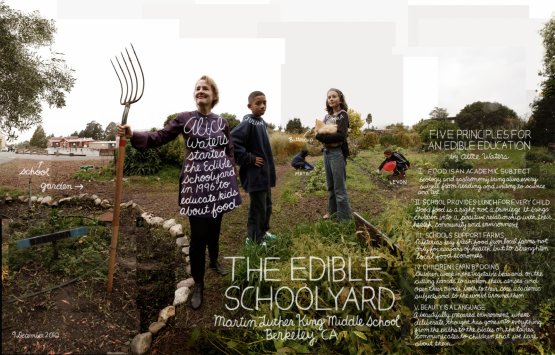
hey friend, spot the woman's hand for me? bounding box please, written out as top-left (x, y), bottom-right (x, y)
top-left (117, 124), bottom-right (133, 138)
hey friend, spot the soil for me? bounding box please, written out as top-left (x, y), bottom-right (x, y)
top-left (2, 201), bottom-right (141, 354)
top-left (0, 155), bottom-right (415, 354)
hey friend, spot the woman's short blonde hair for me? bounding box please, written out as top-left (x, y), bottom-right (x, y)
top-left (196, 75), bottom-right (219, 108)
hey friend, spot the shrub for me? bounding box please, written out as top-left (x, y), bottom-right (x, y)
top-left (347, 139), bottom-right (359, 158)
top-left (525, 149), bottom-right (555, 163)
top-left (356, 132), bottom-right (379, 150)
top-left (401, 132), bottom-right (421, 147)
top-left (306, 143), bottom-right (323, 157)
top-left (380, 132), bottom-right (421, 148)
top-left (379, 134), bottom-right (396, 147)
top-left (158, 135), bottom-right (184, 166)
top-left (157, 113), bottom-right (184, 166)
top-left (525, 161), bottom-right (555, 189)
top-left (123, 142), bottom-right (161, 176)
top-left (439, 152), bottom-right (473, 169)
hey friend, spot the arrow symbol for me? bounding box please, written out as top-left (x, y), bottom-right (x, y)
top-left (74, 184), bottom-right (84, 190)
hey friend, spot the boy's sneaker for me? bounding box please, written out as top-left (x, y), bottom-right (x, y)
top-left (264, 232), bottom-right (278, 241)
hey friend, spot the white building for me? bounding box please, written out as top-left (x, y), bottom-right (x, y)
top-left (47, 137), bottom-right (116, 156)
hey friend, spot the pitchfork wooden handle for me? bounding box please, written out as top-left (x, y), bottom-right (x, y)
top-left (108, 43), bottom-right (144, 293)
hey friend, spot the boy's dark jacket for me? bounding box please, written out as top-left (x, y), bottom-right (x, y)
top-left (379, 152), bottom-right (411, 170)
top-left (231, 114), bottom-right (276, 193)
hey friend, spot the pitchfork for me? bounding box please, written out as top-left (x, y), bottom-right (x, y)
top-left (107, 44), bottom-right (144, 293)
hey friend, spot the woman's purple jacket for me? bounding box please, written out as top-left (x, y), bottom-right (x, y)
top-left (131, 111), bottom-right (242, 218)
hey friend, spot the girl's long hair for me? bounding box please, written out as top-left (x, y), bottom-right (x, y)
top-left (325, 88), bottom-right (348, 115)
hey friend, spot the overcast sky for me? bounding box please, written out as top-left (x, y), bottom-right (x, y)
top-left (5, 0), bottom-right (555, 143)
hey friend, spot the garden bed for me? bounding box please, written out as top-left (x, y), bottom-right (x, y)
top-left (1, 197), bottom-right (178, 353)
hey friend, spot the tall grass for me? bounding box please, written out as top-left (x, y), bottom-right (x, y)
top-left (218, 218), bottom-right (415, 354)
top-left (270, 132), bottom-right (307, 163)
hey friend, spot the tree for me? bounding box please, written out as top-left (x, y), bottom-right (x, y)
top-left (529, 76), bottom-right (555, 145)
top-left (347, 108), bottom-right (363, 138)
top-left (365, 113), bottom-right (372, 129)
top-left (29, 125), bottom-right (47, 148)
top-left (285, 118), bottom-right (306, 134)
top-left (528, 17), bottom-right (555, 145)
top-left (104, 121), bottom-right (117, 141)
top-left (429, 107), bottom-right (449, 120)
top-left (0, 3), bottom-right (75, 141)
top-left (385, 123), bottom-right (409, 133)
top-left (380, 122), bottom-right (422, 148)
top-left (540, 16), bottom-right (555, 78)
top-left (16, 140), bottom-right (30, 148)
top-left (79, 121), bottom-right (103, 140)
top-left (221, 112), bottom-right (240, 130)
top-left (455, 101), bottom-right (519, 130)
top-left (412, 119), bottom-right (459, 145)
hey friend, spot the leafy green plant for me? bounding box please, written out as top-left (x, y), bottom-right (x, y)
top-left (8, 213), bottom-right (109, 280)
top-left (73, 163), bottom-right (115, 181)
top-left (305, 159), bottom-right (326, 193)
top-left (521, 148), bottom-right (555, 189)
top-left (123, 141), bottom-right (161, 176)
top-left (158, 135), bottom-right (184, 166)
top-left (525, 163), bottom-right (555, 189)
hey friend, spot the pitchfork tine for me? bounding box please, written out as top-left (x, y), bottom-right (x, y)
top-left (121, 51), bottom-right (133, 104)
top-left (111, 43), bottom-right (144, 106)
top-left (125, 48), bottom-right (139, 102)
top-left (114, 56), bottom-right (129, 105)
top-left (110, 59), bottom-right (124, 105)
top-left (129, 43), bottom-right (144, 103)
top-left (125, 49), bottom-right (136, 102)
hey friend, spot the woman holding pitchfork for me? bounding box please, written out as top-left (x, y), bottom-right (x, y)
top-left (118, 75), bottom-right (241, 310)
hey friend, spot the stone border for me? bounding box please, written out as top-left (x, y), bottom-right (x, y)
top-left (1, 193), bottom-right (193, 355)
